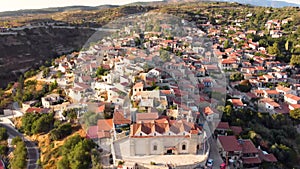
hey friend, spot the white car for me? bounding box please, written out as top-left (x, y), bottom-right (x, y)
top-left (206, 159), bottom-right (214, 167)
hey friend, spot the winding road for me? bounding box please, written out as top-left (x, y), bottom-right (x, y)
top-left (0, 123), bottom-right (39, 169)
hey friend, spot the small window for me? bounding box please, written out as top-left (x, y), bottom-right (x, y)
top-left (153, 145), bottom-right (157, 151)
top-left (169, 133), bottom-right (171, 135)
top-left (154, 133), bottom-right (156, 136)
top-left (182, 144), bottom-right (186, 150)
top-left (183, 132), bottom-right (185, 136)
top-left (140, 133), bottom-right (142, 136)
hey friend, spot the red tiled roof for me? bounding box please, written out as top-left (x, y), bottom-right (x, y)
top-left (97, 119), bottom-right (113, 131)
top-left (241, 140), bottom-right (259, 154)
top-left (113, 111), bottom-right (131, 125)
top-left (204, 107), bottom-right (214, 115)
top-left (136, 113), bottom-right (158, 122)
top-left (25, 107), bottom-right (51, 114)
top-left (242, 157), bottom-right (262, 164)
top-left (218, 136), bottom-right (242, 152)
top-left (229, 99), bottom-right (244, 106)
top-left (98, 104), bottom-right (105, 112)
top-left (230, 126), bottom-right (243, 135)
top-left (285, 94), bottom-right (300, 101)
top-left (217, 122), bottom-right (230, 130)
top-left (87, 126), bottom-right (98, 139)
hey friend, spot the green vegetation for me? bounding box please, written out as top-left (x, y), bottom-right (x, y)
top-left (222, 104), bottom-right (300, 168)
top-left (290, 108), bottom-right (300, 120)
top-left (230, 72), bottom-right (244, 81)
top-left (81, 111), bottom-right (102, 128)
top-left (50, 123), bottom-right (72, 141)
top-left (57, 135), bottom-right (100, 169)
top-left (96, 66), bottom-right (109, 77)
top-left (0, 127), bottom-right (8, 141)
top-left (0, 127), bottom-right (8, 157)
top-left (10, 139), bottom-right (27, 169)
top-left (290, 55), bottom-right (300, 67)
top-left (62, 108), bottom-right (78, 122)
top-left (21, 112), bottom-right (55, 135)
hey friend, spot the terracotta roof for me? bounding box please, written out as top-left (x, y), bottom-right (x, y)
top-left (261, 98), bottom-right (280, 107)
top-left (258, 149), bottom-right (278, 162)
top-left (229, 99), bottom-right (244, 107)
top-left (290, 104), bottom-right (300, 110)
top-left (230, 126), bottom-right (243, 135)
top-left (222, 59), bottom-right (236, 64)
top-left (218, 136), bottom-right (242, 152)
top-left (87, 126), bottom-right (98, 139)
top-left (98, 130), bottom-right (111, 139)
top-left (242, 157), bottom-right (262, 164)
top-left (97, 119), bottom-right (113, 131)
top-left (98, 104), bottom-right (105, 112)
top-left (217, 122), bottom-right (230, 130)
top-left (276, 86), bottom-right (291, 93)
top-left (241, 140), bottom-right (259, 154)
top-left (285, 94), bottom-right (300, 101)
top-left (267, 89), bottom-right (280, 95)
top-left (113, 111), bottom-right (131, 125)
top-left (160, 90), bottom-right (172, 95)
top-left (204, 107), bottom-right (214, 115)
top-left (136, 112), bottom-right (158, 122)
top-left (130, 118), bottom-right (201, 136)
top-left (255, 66), bottom-right (265, 71)
top-left (25, 107), bottom-right (51, 114)
top-left (133, 82), bottom-right (144, 88)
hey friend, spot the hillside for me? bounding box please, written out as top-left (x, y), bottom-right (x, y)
top-left (0, 5), bottom-right (155, 89)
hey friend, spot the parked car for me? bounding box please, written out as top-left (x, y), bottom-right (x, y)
top-left (206, 158), bottom-right (214, 167)
top-left (220, 162), bottom-right (226, 169)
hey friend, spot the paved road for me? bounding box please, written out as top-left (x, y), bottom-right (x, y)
top-left (208, 136), bottom-right (224, 169)
top-left (0, 123), bottom-right (39, 169)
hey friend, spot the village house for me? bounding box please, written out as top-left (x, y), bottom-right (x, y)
top-left (41, 93), bottom-right (62, 108)
top-left (284, 94), bottom-right (300, 105)
top-left (129, 117), bottom-right (204, 156)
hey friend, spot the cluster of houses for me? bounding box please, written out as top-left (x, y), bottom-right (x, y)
top-left (15, 11), bottom-right (299, 168)
top-left (201, 12), bottom-right (300, 116)
top-left (70, 14), bottom-right (227, 167)
top-left (215, 122), bottom-right (278, 168)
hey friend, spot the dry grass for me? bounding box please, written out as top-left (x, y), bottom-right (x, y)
top-left (30, 125), bottom-right (86, 169)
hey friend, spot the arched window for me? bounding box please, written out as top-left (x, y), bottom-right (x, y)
top-left (181, 142), bottom-right (188, 151)
top-left (182, 144), bottom-right (186, 150)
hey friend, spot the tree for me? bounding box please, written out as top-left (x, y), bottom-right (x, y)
top-left (43, 67), bottom-right (50, 78)
top-left (50, 123), bottom-right (72, 141)
top-left (290, 55), bottom-right (300, 67)
top-left (230, 72), bottom-right (244, 81)
top-left (268, 42), bottom-right (280, 56)
top-left (290, 109), bottom-right (300, 120)
top-left (31, 113), bottom-right (54, 134)
top-left (0, 145), bottom-right (8, 157)
top-left (159, 49), bottom-right (171, 62)
top-left (49, 80), bottom-right (58, 91)
top-left (57, 71), bottom-right (63, 78)
top-left (96, 66), bottom-right (109, 77)
top-left (223, 39), bottom-right (230, 49)
top-left (10, 141), bottom-right (27, 169)
top-left (11, 136), bottom-right (23, 145)
top-left (0, 127), bottom-right (8, 141)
